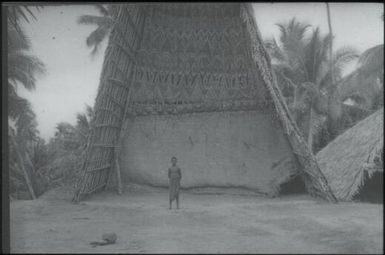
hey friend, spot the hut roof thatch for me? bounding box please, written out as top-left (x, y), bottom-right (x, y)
top-left (316, 108), bottom-right (383, 201)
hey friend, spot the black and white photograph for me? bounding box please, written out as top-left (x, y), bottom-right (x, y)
top-left (3, 2), bottom-right (383, 254)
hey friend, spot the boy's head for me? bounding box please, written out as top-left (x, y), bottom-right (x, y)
top-left (171, 156), bottom-right (177, 165)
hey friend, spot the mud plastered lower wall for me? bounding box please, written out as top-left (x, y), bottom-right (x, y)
top-left (120, 110), bottom-right (297, 194)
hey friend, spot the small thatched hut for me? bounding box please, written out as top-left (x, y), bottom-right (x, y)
top-left (316, 108), bottom-right (383, 202)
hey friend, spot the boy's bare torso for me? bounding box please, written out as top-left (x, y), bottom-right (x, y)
top-left (168, 166), bottom-right (181, 179)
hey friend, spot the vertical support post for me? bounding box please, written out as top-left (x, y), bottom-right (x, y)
top-left (111, 77), bottom-right (135, 195)
top-left (114, 150), bottom-right (123, 195)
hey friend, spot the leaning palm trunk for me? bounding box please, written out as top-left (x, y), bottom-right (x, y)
top-left (10, 133), bottom-right (36, 200)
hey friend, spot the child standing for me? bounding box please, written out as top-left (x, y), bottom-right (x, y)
top-left (168, 157), bottom-right (181, 209)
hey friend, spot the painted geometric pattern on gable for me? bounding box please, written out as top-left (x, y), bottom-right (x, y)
top-left (126, 4), bottom-right (271, 116)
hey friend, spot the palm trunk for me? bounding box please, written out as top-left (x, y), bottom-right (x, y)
top-left (10, 134), bottom-right (36, 200)
top-left (326, 2), bottom-right (339, 138)
top-left (307, 108), bottom-right (314, 152)
top-left (326, 3), bottom-right (334, 92)
top-left (114, 154), bottom-right (123, 195)
top-left (110, 73), bottom-right (135, 195)
top-left (292, 85), bottom-right (300, 123)
top-left (113, 116), bottom-right (133, 195)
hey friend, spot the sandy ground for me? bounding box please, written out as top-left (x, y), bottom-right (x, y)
top-left (10, 184), bottom-right (383, 254)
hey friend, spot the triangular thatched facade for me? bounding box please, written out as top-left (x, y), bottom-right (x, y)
top-left (73, 3), bottom-right (337, 202)
top-left (317, 108), bottom-right (383, 201)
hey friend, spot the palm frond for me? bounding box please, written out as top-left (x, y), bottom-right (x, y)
top-left (55, 122), bottom-right (76, 136)
top-left (8, 53), bottom-right (46, 91)
top-left (8, 23), bottom-right (46, 91)
top-left (305, 27), bottom-right (322, 82)
top-left (77, 15), bottom-right (112, 27)
top-left (7, 5), bottom-right (43, 32)
top-left (8, 52), bottom-right (46, 75)
top-left (107, 5), bottom-right (121, 20)
top-left (85, 105), bottom-right (94, 119)
top-left (265, 38), bottom-right (287, 62)
top-left (8, 67), bottom-right (37, 91)
top-left (86, 25), bottom-right (111, 54)
top-left (358, 44), bottom-right (384, 75)
top-left (334, 46), bottom-right (359, 68)
top-left (276, 18), bottom-right (311, 50)
top-left (7, 26), bottom-right (31, 52)
top-left (22, 6), bottom-right (38, 21)
top-left (317, 46), bottom-right (359, 90)
top-left (14, 108), bottom-right (39, 142)
top-left (8, 93), bottom-right (32, 120)
top-left (76, 113), bottom-right (90, 131)
top-left (94, 4), bottom-right (109, 16)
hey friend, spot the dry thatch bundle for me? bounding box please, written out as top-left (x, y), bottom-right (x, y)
top-left (316, 108), bottom-right (383, 201)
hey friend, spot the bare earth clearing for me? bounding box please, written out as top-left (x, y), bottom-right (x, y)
top-left (10, 184), bottom-right (383, 254)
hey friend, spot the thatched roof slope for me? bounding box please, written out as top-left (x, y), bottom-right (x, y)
top-left (316, 108), bottom-right (383, 201)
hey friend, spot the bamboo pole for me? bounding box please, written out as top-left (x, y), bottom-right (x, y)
top-left (114, 153), bottom-right (123, 194)
top-left (113, 77), bottom-right (135, 195)
top-left (109, 6), bottom-right (146, 195)
top-left (75, 5), bottom-right (124, 198)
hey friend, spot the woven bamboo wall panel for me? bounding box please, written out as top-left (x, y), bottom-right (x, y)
top-left (73, 6), bottom-right (146, 201)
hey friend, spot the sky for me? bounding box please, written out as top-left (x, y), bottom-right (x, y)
top-left (16, 3), bottom-right (383, 141)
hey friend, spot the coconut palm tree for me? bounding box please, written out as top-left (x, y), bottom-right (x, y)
top-left (354, 12), bottom-right (383, 106)
top-left (77, 4), bottom-right (120, 55)
top-left (337, 13), bottom-right (383, 125)
top-left (43, 105), bottom-right (94, 188)
top-left (7, 7), bottom-right (46, 199)
top-left (325, 2), bottom-right (340, 141)
top-left (8, 26), bottom-right (45, 92)
top-left (8, 16), bottom-right (45, 125)
top-left (75, 105), bottom-right (94, 147)
top-left (265, 18), bottom-right (358, 152)
top-left (8, 104), bottom-right (39, 199)
top-left (7, 5), bottom-right (43, 37)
